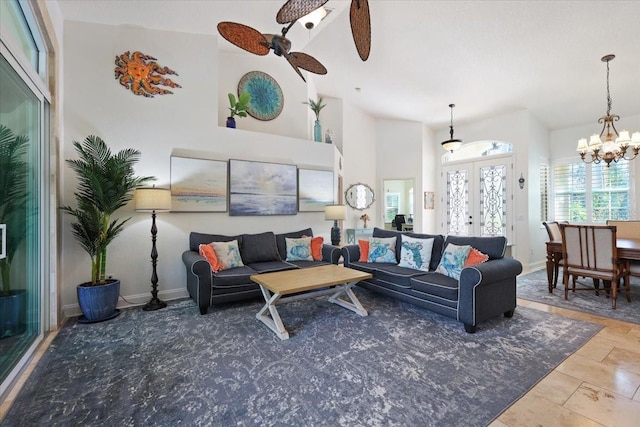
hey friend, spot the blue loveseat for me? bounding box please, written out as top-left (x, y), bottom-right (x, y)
top-left (341, 228), bottom-right (523, 332)
top-left (182, 228), bottom-right (341, 315)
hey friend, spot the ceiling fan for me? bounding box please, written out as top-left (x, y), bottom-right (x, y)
top-left (217, 0), bottom-right (371, 82)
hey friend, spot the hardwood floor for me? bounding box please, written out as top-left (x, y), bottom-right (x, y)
top-left (2, 298), bottom-right (640, 425)
top-left (491, 298), bottom-right (640, 427)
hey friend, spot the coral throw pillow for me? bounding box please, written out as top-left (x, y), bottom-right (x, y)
top-left (358, 239), bottom-right (370, 262)
top-left (199, 243), bottom-right (221, 273)
top-left (285, 237), bottom-right (314, 261)
top-left (210, 240), bottom-right (244, 270)
top-left (464, 247), bottom-right (489, 267)
top-left (367, 237), bottom-right (397, 263)
top-left (435, 243), bottom-right (471, 280)
top-left (310, 236), bottom-right (324, 261)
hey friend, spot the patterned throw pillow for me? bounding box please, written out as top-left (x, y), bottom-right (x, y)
top-left (367, 237), bottom-right (397, 263)
top-left (398, 236), bottom-right (434, 271)
top-left (310, 236), bottom-right (324, 261)
top-left (435, 243), bottom-right (471, 280)
top-left (285, 237), bottom-right (314, 261)
top-left (464, 247), bottom-right (489, 267)
top-left (358, 239), bottom-right (370, 262)
top-left (211, 240), bottom-right (244, 270)
top-left (199, 243), bottom-right (221, 273)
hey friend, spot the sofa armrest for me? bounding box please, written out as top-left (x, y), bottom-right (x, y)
top-left (182, 250), bottom-right (213, 315)
top-left (341, 245), bottom-right (360, 267)
top-left (458, 258), bottom-right (523, 328)
top-left (321, 244), bottom-right (342, 264)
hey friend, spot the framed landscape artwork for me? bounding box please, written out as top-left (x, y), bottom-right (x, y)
top-left (298, 169), bottom-right (334, 212)
top-left (170, 156), bottom-right (227, 212)
top-left (229, 159), bottom-right (297, 216)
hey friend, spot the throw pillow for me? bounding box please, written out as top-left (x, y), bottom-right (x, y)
top-left (398, 236), bottom-right (434, 271)
top-left (368, 236), bottom-right (397, 263)
top-left (240, 232), bottom-right (280, 264)
top-left (464, 247), bottom-right (489, 267)
top-left (285, 237), bottom-right (314, 261)
top-left (435, 243), bottom-right (471, 280)
top-left (358, 239), bottom-right (370, 262)
top-left (310, 236), bottom-right (324, 261)
top-left (199, 243), bottom-right (221, 273)
top-left (211, 240), bottom-right (244, 270)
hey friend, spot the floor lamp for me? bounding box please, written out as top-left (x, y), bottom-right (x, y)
top-left (325, 205), bottom-right (346, 246)
top-left (135, 187), bottom-right (172, 311)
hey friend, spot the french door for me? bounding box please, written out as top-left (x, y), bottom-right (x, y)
top-left (441, 155), bottom-right (513, 242)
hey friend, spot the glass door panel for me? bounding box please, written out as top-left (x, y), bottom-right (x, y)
top-left (0, 53), bottom-right (41, 384)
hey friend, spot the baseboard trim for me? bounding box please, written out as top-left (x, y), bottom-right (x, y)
top-left (62, 288), bottom-right (190, 319)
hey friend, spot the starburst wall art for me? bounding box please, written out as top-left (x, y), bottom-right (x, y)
top-left (114, 51), bottom-right (181, 97)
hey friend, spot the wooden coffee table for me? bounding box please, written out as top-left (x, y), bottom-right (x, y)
top-left (250, 264), bottom-right (372, 340)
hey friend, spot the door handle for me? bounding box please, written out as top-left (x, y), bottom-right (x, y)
top-left (468, 216), bottom-right (473, 225)
top-left (0, 224), bottom-right (6, 260)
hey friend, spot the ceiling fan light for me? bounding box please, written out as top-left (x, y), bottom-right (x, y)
top-left (299, 7), bottom-right (327, 29)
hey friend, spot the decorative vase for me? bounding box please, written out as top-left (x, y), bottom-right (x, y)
top-left (313, 119), bottom-right (322, 142)
top-left (226, 117), bottom-right (236, 128)
top-left (77, 279), bottom-right (121, 323)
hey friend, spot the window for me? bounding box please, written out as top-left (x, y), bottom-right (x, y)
top-left (540, 164), bottom-right (549, 222)
top-left (384, 193), bottom-right (399, 223)
top-left (553, 159), bottom-right (630, 223)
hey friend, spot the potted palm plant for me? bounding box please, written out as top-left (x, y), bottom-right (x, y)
top-left (0, 125), bottom-right (29, 338)
top-left (61, 135), bottom-right (154, 322)
top-left (226, 91), bottom-right (251, 128)
top-left (303, 96), bottom-right (326, 142)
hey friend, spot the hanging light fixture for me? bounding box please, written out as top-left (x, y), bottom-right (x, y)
top-left (298, 6), bottom-right (328, 30)
top-left (576, 54), bottom-right (640, 167)
top-left (441, 103), bottom-right (462, 152)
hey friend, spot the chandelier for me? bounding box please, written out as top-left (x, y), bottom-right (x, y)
top-left (577, 54), bottom-right (640, 167)
top-left (441, 103), bottom-right (462, 152)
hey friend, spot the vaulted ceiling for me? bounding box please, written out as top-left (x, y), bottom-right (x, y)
top-left (57, 0), bottom-right (640, 131)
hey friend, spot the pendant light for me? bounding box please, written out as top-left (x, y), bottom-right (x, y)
top-left (441, 103), bottom-right (462, 152)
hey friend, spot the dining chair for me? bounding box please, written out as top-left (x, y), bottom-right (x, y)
top-left (607, 220), bottom-right (640, 279)
top-left (561, 224), bottom-right (630, 309)
top-left (543, 221), bottom-right (565, 290)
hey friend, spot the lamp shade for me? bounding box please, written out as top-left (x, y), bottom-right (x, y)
top-left (135, 187), bottom-right (172, 212)
top-left (325, 204), bottom-right (346, 221)
top-left (298, 6), bottom-right (327, 29)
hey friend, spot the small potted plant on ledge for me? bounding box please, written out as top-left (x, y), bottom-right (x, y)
top-left (360, 213), bottom-right (370, 228)
top-left (304, 96), bottom-right (326, 142)
top-left (226, 92), bottom-right (251, 128)
top-left (61, 135), bottom-right (154, 323)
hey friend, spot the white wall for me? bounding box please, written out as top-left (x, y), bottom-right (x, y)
top-left (62, 21), bottom-right (336, 316)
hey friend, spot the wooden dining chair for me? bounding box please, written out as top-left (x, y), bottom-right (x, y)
top-left (607, 220), bottom-right (640, 279)
top-left (561, 224), bottom-right (630, 309)
top-left (543, 221), bottom-right (565, 291)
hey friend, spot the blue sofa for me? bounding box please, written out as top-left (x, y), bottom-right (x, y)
top-left (341, 228), bottom-right (523, 332)
top-left (182, 228), bottom-right (341, 315)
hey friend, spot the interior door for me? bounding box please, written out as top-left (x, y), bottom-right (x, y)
top-left (442, 155), bottom-right (513, 241)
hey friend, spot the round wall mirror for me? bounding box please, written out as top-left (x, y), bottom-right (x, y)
top-left (345, 183), bottom-right (375, 210)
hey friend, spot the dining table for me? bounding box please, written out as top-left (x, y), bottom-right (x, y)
top-left (545, 237), bottom-right (640, 291)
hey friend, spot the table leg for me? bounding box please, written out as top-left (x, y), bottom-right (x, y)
top-left (256, 285), bottom-right (289, 340)
top-left (328, 282), bottom-right (368, 316)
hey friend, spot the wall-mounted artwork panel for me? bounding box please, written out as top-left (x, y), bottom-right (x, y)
top-left (298, 169), bottom-right (334, 212)
top-left (170, 156), bottom-right (227, 212)
top-left (229, 159), bottom-right (297, 216)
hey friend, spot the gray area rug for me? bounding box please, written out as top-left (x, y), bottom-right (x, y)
top-left (517, 268), bottom-right (640, 324)
top-left (3, 288), bottom-right (601, 427)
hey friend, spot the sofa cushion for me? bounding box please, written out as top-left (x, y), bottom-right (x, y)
top-left (435, 243), bottom-right (471, 280)
top-left (211, 240), bottom-right (245, 270)
top-left (286, 260), bottom-right (330, 269)
top-left (212, 265), bottom-right (257, 287)
top-left (368, 236), bottom-right (397, 263)
top-left (444, 235), bottom-right (506, 260)
top-left (398, 235), bottom-right (434, 271)
top-left (239, 232), bottom-right (280, 264)
top-left (374, 264), bottom-right (426, 288)
top-left (410, 272), bottom-right (459, 302)
top-left (285, 237), bottom-right (314, 261)
top-left (276, 228), bottom-right (313, 260)
top-left (190, 232), bottom-right (242, 252)
top-left (346, 261), bottom-right (377, 275)
top-left (246, 261), bottom-right (298, 274)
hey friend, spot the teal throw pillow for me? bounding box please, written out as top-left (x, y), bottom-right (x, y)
top-left (285, 237), bottom-right (314, 261)
top-left (435, 243), bottom-right (471, 280)
top-left (211, 240), bottom-right (244, 270)
top-left (398, 236), bottom-right (434, 271)
top-left (367, 237), bottom-right (397, 263)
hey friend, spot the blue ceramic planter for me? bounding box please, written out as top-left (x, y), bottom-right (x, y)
top-left (77, 279), bottom-right (121, 323)
top-left (0, 290), bottom-right (26, 338)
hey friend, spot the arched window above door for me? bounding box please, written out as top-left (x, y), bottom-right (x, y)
top-left (442, 140), bottom-right (513, 164)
